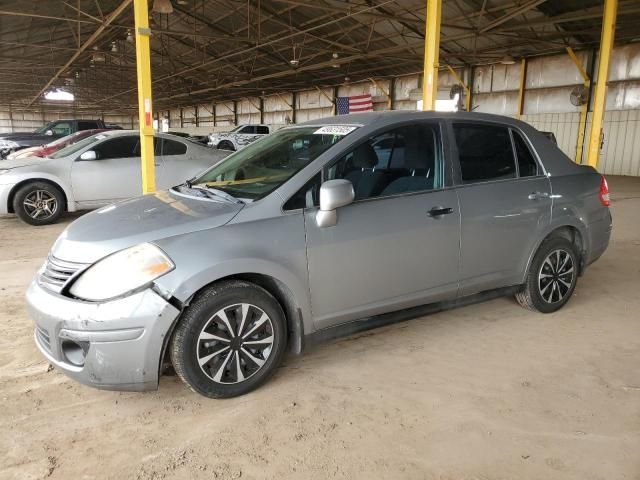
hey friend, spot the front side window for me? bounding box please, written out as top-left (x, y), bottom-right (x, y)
top-left (453, 123), bottom-right (516, 183)
top-left (50, 122), bottom-right (72, 136)
top-left (512, 130), bottom-right (539, 177)
top-left (239, 126), bottom-right (255, 134)
top-left (326, 123), bottom-right (442, 200)
top-left (50, 133), bottom-right (110, 159)
top-left (93, 136), bottom-right (139, 160)
top-left (192, 126), bottom-right (355, 201)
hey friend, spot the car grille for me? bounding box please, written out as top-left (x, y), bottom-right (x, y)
top-left (39, 256), bottom-right (88, 293)
top-left (35, 325), bottom-right (52, 354)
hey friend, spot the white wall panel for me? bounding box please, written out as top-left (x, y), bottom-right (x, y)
top-left (394, 74), bottom-right (419, 101)
top-left (473, 92), bottom-right (518, 115)
top-left (520, 112), bottom-right (580, 160)
top-left (526, 52), bottom-right (587, 89)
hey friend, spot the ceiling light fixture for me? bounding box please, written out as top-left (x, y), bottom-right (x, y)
top-left (111, 41), bottom-right (118, 53)
top-left (44, 89), bottom-right (74, 101)
top-left (331, 52), bottom-right (340, 68)
top-left (500, 54), bottom-right (516, 65)
top-left (152, 0), bottom-right (174, 14)
top-left (126, 30), bottom-right (133, 43)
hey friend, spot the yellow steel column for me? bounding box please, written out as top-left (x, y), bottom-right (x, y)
top-left (566, 47), bottom-right (590, 164)
top-left (516, 58), bottom-right (527, 119)
top-left (133, 0), bottom-right (156, 193)
top-left (422, 0), bottom-right (442, 111)
top-left (586, 0), bottom-right (617, 169)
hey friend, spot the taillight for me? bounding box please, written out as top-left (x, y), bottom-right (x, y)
top-left (599, 176), bottom-right (610, 207)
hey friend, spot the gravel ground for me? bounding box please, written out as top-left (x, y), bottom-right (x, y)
top-left (0, 176), bottom-right (638, 480)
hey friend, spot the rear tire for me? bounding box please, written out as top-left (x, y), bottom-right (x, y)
top-left (12, 181), bottom-right (64, 226)
top-left (515, 236), bottom-right (578, 313)
top-left (170, 280), bottom-right (287, 398)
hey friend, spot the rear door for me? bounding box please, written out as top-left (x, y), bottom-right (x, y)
top-left (451, 121), bottom-right (551, 294)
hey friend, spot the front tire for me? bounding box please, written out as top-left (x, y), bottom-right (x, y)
top-left (515, 236), bottom-right (579, 313)
top-left (170, 280), bottom-right (287, 398)
top-left (12, 181), bottom-right (64, 226)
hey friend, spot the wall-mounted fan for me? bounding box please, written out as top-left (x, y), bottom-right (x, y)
top-left (570, 85), bottom-right (589, 106)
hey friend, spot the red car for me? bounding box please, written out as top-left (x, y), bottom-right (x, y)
top-left (5, 129), bottom-right (108, 160)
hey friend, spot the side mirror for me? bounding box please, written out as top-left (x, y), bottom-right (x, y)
top-left (79, 150), bottom-right (97, 161)
top-left (45, 130), bottom-right (54, 136)
top-left (316, 179), bottom-right (355, 228)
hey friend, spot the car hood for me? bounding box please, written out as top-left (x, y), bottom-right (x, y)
top-left (0, 133), bottom-right (53, 143)
top-left (51, 190), bottom-right (244, 263)
top-left (0, 155), bottom-right (51, 168)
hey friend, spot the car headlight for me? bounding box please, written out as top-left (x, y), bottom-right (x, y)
top-left (69, 243), bottom-right (174, 301)
top-left (0, 140), bottom-right (19, 149)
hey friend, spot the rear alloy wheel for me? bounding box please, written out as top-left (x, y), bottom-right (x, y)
top-left (515, 236), bottom-right (578, 313)
top-left (12, 181), bottom-right (64, 226)
top-left (170, 281), bottom-right (287, 398)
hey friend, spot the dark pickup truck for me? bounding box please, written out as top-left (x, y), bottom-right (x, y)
top-left (0, 119), bottom-right (110, 159)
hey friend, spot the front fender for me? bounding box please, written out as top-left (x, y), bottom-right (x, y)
top-left (1, 172), bottom-right (77, 212)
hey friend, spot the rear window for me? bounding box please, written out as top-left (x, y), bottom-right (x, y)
top-left (453, 123), bottom-right (516, 183)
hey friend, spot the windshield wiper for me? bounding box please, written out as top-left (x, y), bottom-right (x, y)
top-left (201, 185), bottom-right (244, 204)
top-left (185, 184), bottom-right (243, 204)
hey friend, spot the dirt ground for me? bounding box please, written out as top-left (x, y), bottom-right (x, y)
top-left (0, 176), bottom-right (639, 480)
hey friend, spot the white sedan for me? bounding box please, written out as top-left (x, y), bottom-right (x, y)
top-left (0, 130), bottom-right (229, 225)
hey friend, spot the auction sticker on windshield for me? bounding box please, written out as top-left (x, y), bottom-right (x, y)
top-left (313, 125), bottom-right (358, 135)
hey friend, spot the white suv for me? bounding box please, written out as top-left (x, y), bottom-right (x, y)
top-left (208, 124), bottom-right (270, 151)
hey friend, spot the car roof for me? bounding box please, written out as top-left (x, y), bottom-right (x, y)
top-left (297, 110), bottom-right (528, 129)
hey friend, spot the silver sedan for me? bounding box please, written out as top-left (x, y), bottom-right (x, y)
top-left (0, 130), bottom-right (228, 225)
top-left (25, 112), bottom-right (612, 398)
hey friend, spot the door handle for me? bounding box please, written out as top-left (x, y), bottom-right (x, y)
top-left (428, 206), bottom-right (454, 217)
top-left (528, 191), bottom-right (550, 200)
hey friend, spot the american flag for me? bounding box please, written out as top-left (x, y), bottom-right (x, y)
top-left (336, 94), bottom-right (373, 114)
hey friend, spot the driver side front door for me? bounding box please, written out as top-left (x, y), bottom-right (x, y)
top-left (70, 136), bottom-right (146, 206)
top-left (303, 121), bottom-right (461, 330)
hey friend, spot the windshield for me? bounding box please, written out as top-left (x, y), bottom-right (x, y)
top-left (48, 133), bottom-right (109, 159)
top-left (33, 123), bottom-right (53, 134)
top-left (192, 125), bottom-right (357, 200)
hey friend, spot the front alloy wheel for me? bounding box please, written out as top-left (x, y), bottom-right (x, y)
top-left (197, 303), bottom-right (275, 384)
top-left (170, 280), bottom-right (287, 398)
top-left (12, 181), bottom-right (65, 226)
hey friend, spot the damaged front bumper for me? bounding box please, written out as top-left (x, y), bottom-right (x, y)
top-left (26, 278), bottom-right (181, 391)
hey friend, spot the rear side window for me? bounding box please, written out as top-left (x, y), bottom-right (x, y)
top-left (256, 126), bottom-right (269, 134)
top-left (161, 138), bottom-right (187, 156)
top-left (512, 130), bottom-right (538, 177)
top-left (453, 123), bottom-right (516, 183)
top-left (78, 121), bottom-right (98, 130)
